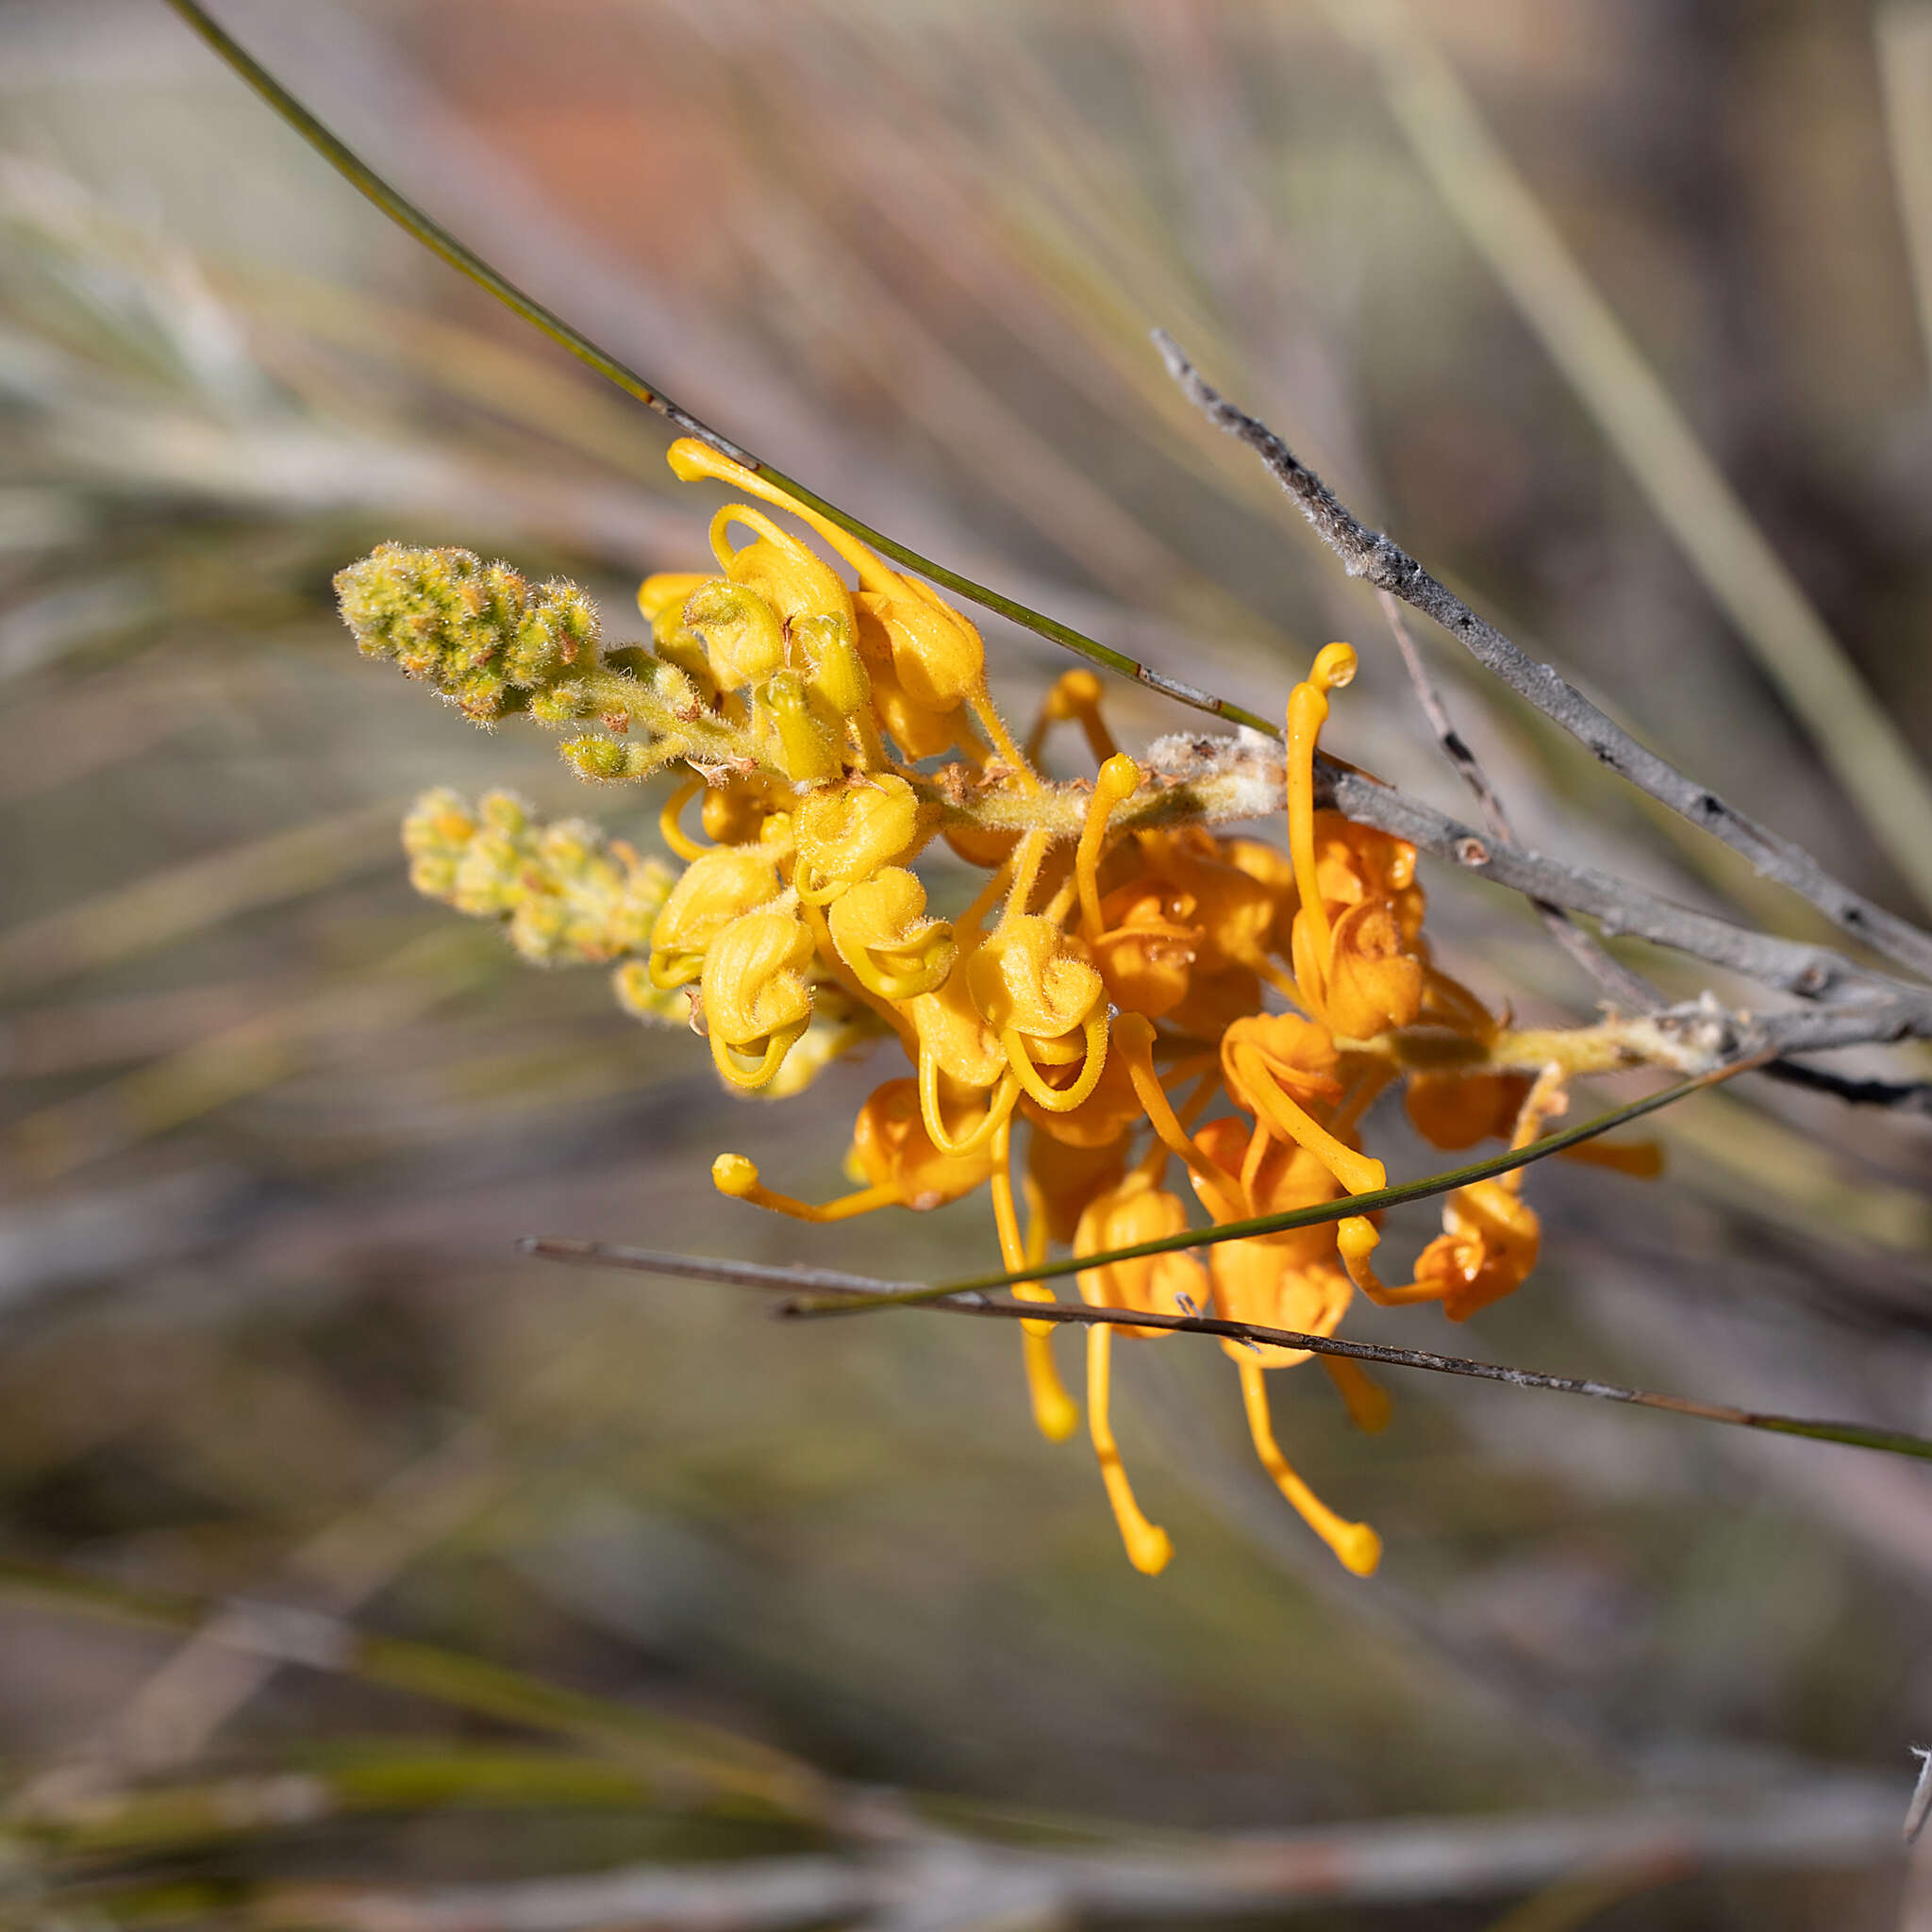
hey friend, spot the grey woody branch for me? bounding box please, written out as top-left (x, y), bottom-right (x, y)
top-left (1311, 759), bottom-right (1932, 1030)
top-left (523, 1241), bottom-right (1932, 1463)
top-left (1376, 588), bottom-right (1664, 1013)
top-left (1156, 331), bottom-right (1932, 986)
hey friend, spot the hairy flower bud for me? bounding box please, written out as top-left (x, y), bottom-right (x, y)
top-left (699, 908), bottom-right (815, 1089)
top-left (827, 867), bottom-right (956, 1001)
top-left (648, 846), bottom-right (782, 989)
top-left (793, 775), bottom-right (924, 904)
top-left (337, 543), bottom-right (605, 724)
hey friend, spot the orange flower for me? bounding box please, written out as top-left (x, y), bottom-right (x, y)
top-left (1074, 1171), bottom-right (1206, 1339)
top-left (1413, 1180), bottom-right (1541, 1321)
top-left (1314, 899), bottom-right (1425, 1038)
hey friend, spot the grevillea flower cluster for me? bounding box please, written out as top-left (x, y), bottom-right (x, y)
top-left (340, 438), bottom-right (1658, 1578)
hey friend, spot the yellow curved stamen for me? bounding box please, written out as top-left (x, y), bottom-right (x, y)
top-left (969, 691), bottom-right (1040, 793)
top-left (916, 1051), bottom-right (1017, 1159)
top-left (647, 949), bottom-right (703, 992)
top-left (659, 776), bottom-right (706, 862)
top-left (1131, 1068), bottom-right (1218, 1185)
top-left (1026, 669), bottom-right (1120, 768)
top-left (1330, 1065), bottom-right (1396, 1139)
top-left (1321, 1358), bottom-right (1392, 1434)
top-left (998, 828), bottom-right (1050, 931)
top-left (1232, 1042), bottom-right (1385, 1198)
top-left (852, 947), bottom-right (955, 1003)
top-left (1001, 1010), bottom-right (1109, 1114)
top-left (1237, 1356), bottom-right (1381, 1576)
top-left (1236, 1115), bottom-right (1274, 1213)
top-left (1088, 1324), bottom-right (1172, 1575)
top-left (708, 1022), bottom-right (807, 1091)
top-left (1115, 1016), bottom-right (1248, 1220)
top-left (1505, 1063), bottom-right (1571, 1189)
top-left (1335, 1215), bottom-right (1443, 1307)
top-left (672, 438), bottom-right (906, 597)
top-left (991, 1117), bottom-right (1078, 1443)
top-left (1077, 755), bottom-right (1141, 941)
top-left (799, 901), bottom-right (916, 1047)
top-left (1286, 642), bottom-right (1358, 995)
top-left (711, 1154), bottom-right (902, 1223)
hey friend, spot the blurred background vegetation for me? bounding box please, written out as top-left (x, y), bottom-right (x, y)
top-left (3, 2), bottom-right (1931, 1926)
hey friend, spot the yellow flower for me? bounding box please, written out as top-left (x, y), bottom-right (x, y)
top-left (647, 846), bottom-right (782, 990)
top-left (848, 1077), bottom-right (997, 1208)
top-left (1412, 1182), bottom-right (1541, 1322)
top-left (1311, 899), bottom-right (1424, 1039)
top-left (699, 908), bottom-right (815, 1089)
top-left (794, 775), bottom-right (926, 904)
top-left (827, 867), bottom-right (957, 1002)
top-left (1074, 1172), bottom-right (1205, 1339)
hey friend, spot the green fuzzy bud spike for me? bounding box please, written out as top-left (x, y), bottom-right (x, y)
top-left (337, 544), bottom-right (605, 724)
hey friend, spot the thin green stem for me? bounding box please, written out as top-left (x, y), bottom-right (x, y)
top-left (161, 0), bottom-right (1274, 738)
top-left (772, 1053), bottom-right (1763, 1314)
top-left (523, 1229), bottom-right (1932, 1465)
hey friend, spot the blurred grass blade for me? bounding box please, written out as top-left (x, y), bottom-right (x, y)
top-left (0, 799), bottom-right (405, 996)
top-left (1878, 3), bottom-right (1932, 385)
top-left (159, 0), bottom-right (1274, 737)
top-left (1319, 0), bottom-right (1932, 914)
top-left (0, 1558), bottom-right (826, 1820)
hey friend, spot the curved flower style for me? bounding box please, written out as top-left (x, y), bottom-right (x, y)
top-left (967, 913), bottom-right (1108, 1113)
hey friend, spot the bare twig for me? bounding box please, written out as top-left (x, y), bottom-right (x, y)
top-left (521, 1238), bottom-right (1932, 1465)
top-left (1313, 0), bottom-right (1932, 918)
top-left (1757, 1059), bottom-right (1932, 1119)
top-left (1156, 331), bottom-right (1932, 984)
top-left (1313, 758), bottom-right (1932, 1021)
top-left (1377, 591), bottom-right (1662, 1013)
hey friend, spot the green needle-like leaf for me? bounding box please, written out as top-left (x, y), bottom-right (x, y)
top-left (160, 0), bottom-right (1275, 738)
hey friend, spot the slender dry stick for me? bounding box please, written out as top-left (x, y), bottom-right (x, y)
top-left (530, 1055), bottom-right (1767, 1323)
top-left (1878, 4), bottom-right (1932, 388)
top-left (1314, 760), bottom-right (1932, 1023)
top-left (1377, 591), bottom-right (1662, 1013)
top-left (523, 1240), bottom-right (1932, 1465)
top-left (1313, 0), bottom-right (1932, 918)
top-left (1156, 330), bottom-right (1932, 983)
top-left (159, 0), bottom-right (1273, 737)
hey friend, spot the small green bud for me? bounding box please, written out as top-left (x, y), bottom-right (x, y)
top-left (561, 736), bottom-right (630, 782)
